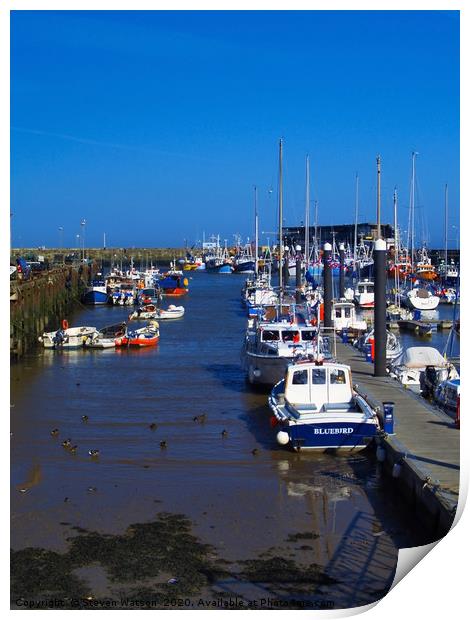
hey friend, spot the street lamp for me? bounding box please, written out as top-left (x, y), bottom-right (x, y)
top-left (76, 234), bottom-right (80, 252)
top-left (58, 226), bottom-right (64, 249)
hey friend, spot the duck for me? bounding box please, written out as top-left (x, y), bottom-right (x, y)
top-left (193, 414), bottom-right (207, 423)
top-left (50, 428), bottom-right (59, 437)
top-left (87, 486), bottom-right (97, 493)
top-left (251, 448), bottom-right (259, 456)
top-left (88, 449), bottom-right (100, 458)
top-left (62, 439), bottom-right (72, 448)
top-left (160, 440), bottom-right (167, 449)
top-left (149, 423), bottom-right (157, 431)
top-left (70, 445), bottom-right (78, 454)
top-left (81, 415), bottom-right (89, 423)
top-left (221, 429), bottom-right (228, 438)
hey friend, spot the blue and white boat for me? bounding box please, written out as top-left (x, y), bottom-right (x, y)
top-left (268, 359), bottom-right (379, 451)
top-left (82, 279), bottom-right (108, 305)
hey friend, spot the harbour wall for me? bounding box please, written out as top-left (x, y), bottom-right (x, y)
top-left (10, 264), bottom-right (93, 359)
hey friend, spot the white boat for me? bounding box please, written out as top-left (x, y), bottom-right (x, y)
top-left (156, 304), bottom-right (185, 319)
top-left (332, 299), bottom-right (367, 332)
top-left (354, 279), bottom-right (374, 308)
top-left (268, 359), bottom-right (379, 451)
top-left (241, 305), bottom-right (329, 386)
top-left (354, 328), bottom-right (403, 360)
top-left (402, 287), bottom-right (440, 311)
top-left (84, 322), bottom-right (126, 349)
top-left (433, 378), bottom-right (460, 415)
top-left (388, 346), bottom-right (459, 392)
top-left (39, 326), bottom-right (98, 349)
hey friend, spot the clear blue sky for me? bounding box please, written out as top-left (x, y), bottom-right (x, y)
top-left (11, 10), bottom-right (459, 249)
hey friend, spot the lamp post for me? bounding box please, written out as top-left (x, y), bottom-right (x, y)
top-left (58, 226), bottom-right (64, 249)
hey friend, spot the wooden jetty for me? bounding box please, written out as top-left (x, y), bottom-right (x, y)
top-left (389, 319), bottom-right (453, 332)
top-left (335, 338), bottom-right (459, 539)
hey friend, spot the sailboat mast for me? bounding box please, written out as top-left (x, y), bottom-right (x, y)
top-left (254, 185), bottom-right (259, 275)
top-left (354, 173), bottom-right (359, 267)
top-left (376, 156), bottom-right (381, 239)
top-left (393, 187), bottom-right (399, 306)
top-left (444, 183), bottom-right (448, 269)
top-left (411, 152), bottom-right (416, 271)
top-left (304, 155), bottom-right (310, 267)
top-left (278, 138), bottom-right (283, 297)
top-left (314, 200), bottom-right (318, 261)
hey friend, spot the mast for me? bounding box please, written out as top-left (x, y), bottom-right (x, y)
top-left (314, 200), bottom-right (318, 261)
top-left (393, 187), bottom-right (399, 306)
top-left (444, 184), bottom-right (448, 270)
top-left (410, 152), bottom-right (417, 271)
top-left (278, 138), bottom-right (283, 299)
top-left (376, 156), bottom-right (381, 239)
top-left (304, 155), bottom-right (310, 268)
top-left (354, 173), bottom-right (359, 267)
top-left (254, 185), bottom-right (259, 275)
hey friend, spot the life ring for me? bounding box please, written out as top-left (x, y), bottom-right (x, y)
top-left (62, 319), bottom-right (69, 330)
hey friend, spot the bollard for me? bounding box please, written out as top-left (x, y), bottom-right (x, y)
top-left (365, 343), bottom-right (372, 363)
top-left (383, 402), bottom-right (395, 434)
top-left (370, 336), bottom-right (375, 361)
top-left (341, 329), bottom-right (349, 344)
top-left (413, 309), bottom-right (421, 321)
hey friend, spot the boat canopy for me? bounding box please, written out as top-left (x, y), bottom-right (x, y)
top-left (394, 347), bottom-right (447, 369)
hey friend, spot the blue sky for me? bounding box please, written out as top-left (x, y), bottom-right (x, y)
top-left (11, 10), bottom-right (459, 249)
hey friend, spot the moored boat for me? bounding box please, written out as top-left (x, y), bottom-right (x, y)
top-left (39, 325), bottom-right (98, 349)
top-left (115, 321), bottom-right (160, 347)
top-left (268, 359), bottom-right (379, 451)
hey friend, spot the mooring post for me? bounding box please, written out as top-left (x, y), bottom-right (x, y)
top-left (374, 238), bottom-right (387, 376)
top-left (339, 243), bottom-right (345, 299)
top-left (295, 245), bottom-right (302, 304)
top-left (323, 242), bottom-right (333, 328)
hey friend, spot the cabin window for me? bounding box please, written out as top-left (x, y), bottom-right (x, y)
top-left (330, 369), bottom-right (346, 384)
top-left (262, 330), bottom-right (280, 342)
top-left (366, 285), bottom-right (374, 293)
top-left (301, 330), bottom-right (315, 341)
top-left (292, 370), bottom-right (308, 385)
top-left (282, 331), bottom-right (300, 342)
top-left (312, 369), bottom-right (326, 384)
top-left (335, 308), bottom-right (342, 318)
top-left (344, 308), bottom-right (351, 318)
top-left (358, 285), bottom-right (364, 293)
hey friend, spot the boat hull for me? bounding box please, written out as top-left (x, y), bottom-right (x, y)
top-left (82, 289), bottom-right (109, 305)
top-left (277, 420), bottom-right (377, 451)
top-left (242, 351), bottom-right (290, 386)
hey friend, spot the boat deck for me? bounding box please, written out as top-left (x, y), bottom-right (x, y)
top-left (334, 339), bottom-right (459, 517)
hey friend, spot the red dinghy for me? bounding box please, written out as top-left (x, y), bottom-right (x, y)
top-left (115, 322), bottom-right (160, 347)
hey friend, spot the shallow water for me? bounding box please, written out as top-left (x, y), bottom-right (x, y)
top-left (11, 272), bottom-right (441, 608)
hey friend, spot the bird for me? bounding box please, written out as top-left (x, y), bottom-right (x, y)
top-left (62, 439), bottom-right (72, 448)
top-left (251, 448), bottom-right (259, 456)
top-left (70, 445), bottom-right (78, 454)
top-left (76, 383), bottom-right (81, 387)
top-left (88, 449), bottom-right (100, 458)
top-left (160, 440), bottom-right (167, 449)
top-left (149, 423), bottom-right (157, 431)
top-left (64, 497), bottom-right (69, 503)
top-left (221, 429), bottom-right (228, 438)
top-left (81, 415), bottom-right (89, 423)
top-left (19, 488), bottom-right (28, 494)
top-left (87, 486), bottom-right (97, 493)
top-left (50, 428), bottom-right (59, 437)
top-left (193, 414), bottom-right (207, 423)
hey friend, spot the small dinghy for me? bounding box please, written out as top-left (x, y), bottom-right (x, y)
top-left (128, 304), bottom-right (158, 320)
top-left (156, 304), bottom-right (185, 320)
top-left (115, 321), bottom-right (160, 347)
top-left (85, 322), bottom-right (126, 349)
top-left (39, 324), bottom-right (98, 349)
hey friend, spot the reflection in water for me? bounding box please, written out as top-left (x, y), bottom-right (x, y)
top-left (11, 273), bottom-right (433, 608)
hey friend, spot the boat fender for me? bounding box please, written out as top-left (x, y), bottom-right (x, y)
top-left (392, 462), bottom-right (402, 478)
top-left (183, 278), bottom-right (189, 287)
top-left (62, 319), bottom-right (69, 330)
top-left (276, 431), bottom-right (290, 446)
top-left (269, 416), bottom-right (278, 428)
top-left (376, 446), bottom-right (386, 462)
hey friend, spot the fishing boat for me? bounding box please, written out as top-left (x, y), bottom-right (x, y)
top-left (233, 237), bottom-right (256, 274)
top-left (115, 321), bottom-right (160, 347)
top-left (402, 286), bottom-right (440, 311)
top-left (388, 346), bottom-right (459, 392)
top-left (268, 359), bottom-right (379, 451)
top-left (353, 280), bottom-right (375, 308)
top-left (39, 324), bottom-right (98, 349)
top-left (84, 322), bottom-right (126, 349)
top-left (157, 270), bottom-right (189, 296)
top-left (415, 247), bottom-right (438, 281)
top-left (82, 278), bottom-right (109, 305)
top-left (332, 299), bottom-right (367, 333)
top-left (109, 282), bottom-right (136, 305)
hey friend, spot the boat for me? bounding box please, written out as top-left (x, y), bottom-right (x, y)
top-left (155, 304), bottom-right (185, 319)
top-left (353, 279), bottom-right (374, 308)
top-left (241, 305), bottom-right (329, 386)
top-left (415, 247), bottom-right (438, 281)
top-left (84, 322), bottom-right (126, 349)
top-left (39, 325), bottom-right (98, 349)
top-left (115, 321), bottom-right (160, 347)
top-left (354, 328), bottom-right (403, 360)
top-left (82, 278), bottom-right (109, 305)
top-left (332, 299), bottom-right (367, 333)
top-left (268, 358), bottom-right (379, 451)
top-left (204, 236), bottom-right (234, 273)
top-left (402, 286), bottom-right (440, 311)
top-left (157, 269), bottom-right (189, 296)
top-left (388, 346), bottom-right (459, 392)
top-left (433, 378), bottom-right (460, 415)
top-left (233, 237), bottom-right (256, 274)
top-left (129, 304), bottom-right (158, 320)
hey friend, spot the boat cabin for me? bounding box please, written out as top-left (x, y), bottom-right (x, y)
top-left (356, 281), bottom-right (374, 295)
top-left (284, 362), bottom-right (354, 412)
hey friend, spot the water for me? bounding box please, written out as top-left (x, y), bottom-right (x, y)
top-left (11, 272), bottom-right (438, 608)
